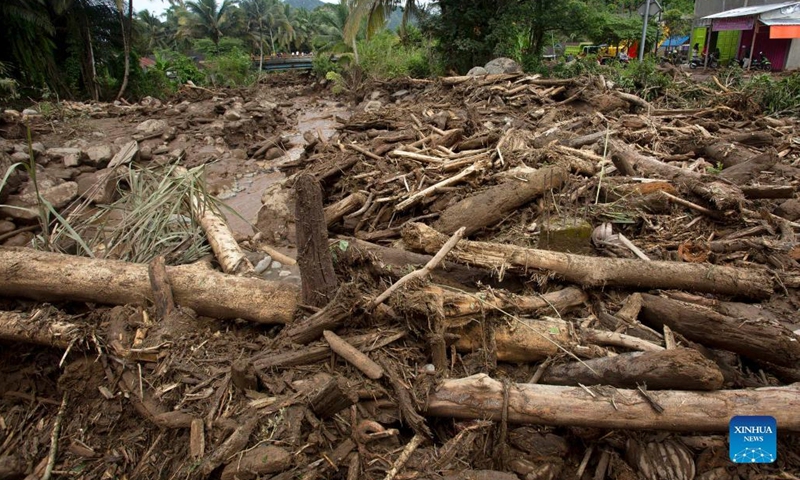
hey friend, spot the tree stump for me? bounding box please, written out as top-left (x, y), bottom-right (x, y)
top-left (295, 174), bottom-right (338, 308)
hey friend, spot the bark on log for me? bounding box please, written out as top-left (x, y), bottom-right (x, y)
top-left (453, 317), bottom-right (571, 363)
top-left (611, 141), bottom-right (744, 212)
top-left (639, 294), bottom-right (800, 368)
top-left (434, 165), bottom-right (569, 236)
top-left (310, 376), bottom-right (359, 419)
top-left (700, 142), bottom-right (752, 169)
top-left (415, 286), bottom-right (587, 326)
top-left (724, 132), bottom-right (775, 147)
top-left (561, 131), bottom-right (612, 149)
top-left (0, 247), bottom-right (298, 324)
top-left (324, 192), bottom-right (366, 227)
top-left (718, 152), bottom-right (777, 185)
top-left (337, 238), bottom-right (504, 289)
top-left (741, 185), bottom-right (795, 199)
top-left (425, 374), bottom-right (800, 432)
top-left (295, 174), bottom-right (338, 308)
top-left (148, 256), bottom-right (175, 319)
top-left (541, 348), bottom-right (724, 390)
top-left (402, 223), bottom-right (773, 299)
top-left (0, 310), bottom-right (86, 349)
top-left (281, 301), bottom-right (350, 345)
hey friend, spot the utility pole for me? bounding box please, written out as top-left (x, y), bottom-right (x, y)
top-left (639, 0), bottom-right (651, 60)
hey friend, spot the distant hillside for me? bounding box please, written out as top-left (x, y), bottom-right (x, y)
top-left (284, 0), bottom-right (325, 10)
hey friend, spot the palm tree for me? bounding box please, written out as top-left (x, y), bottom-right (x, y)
top-left (185, 0), bottom-right (234, 48)
top-left (314, 0), bottom-right (358, 63)
top-left (288, 7), bottom-right (313, 53)
top-left (343, 0), bottom-right (420, 45)
top-left (137, 10), bottom-right (167, 52)
top-left (0, 0), bottom-right (56, 85)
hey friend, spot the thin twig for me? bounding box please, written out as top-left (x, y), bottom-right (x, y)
top-left (42, 393), bottom-right (68, 480)
top-left (383, 434), bottom-right (425, 480)
top-left (367, 227), bottom-right (465, 309)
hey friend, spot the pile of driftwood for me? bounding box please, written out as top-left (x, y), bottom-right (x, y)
top-left (1, 72), bottom-right (800, 480)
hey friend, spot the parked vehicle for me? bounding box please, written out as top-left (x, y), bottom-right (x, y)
top-left (690, 51), bottom-right (719, 69)
top-left (738, 52), bottom-right (772, 71)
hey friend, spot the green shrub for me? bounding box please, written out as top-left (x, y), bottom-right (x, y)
top-left (358, 31), bottom-right (438, 79)
top-left (204, 49), bottom-right (253, 87)
top-left (155, 50), bottom-right (205, 85)
top-left (743, 72), bottom-right (800, 116)
top-left (312, 53), bottom-right (341, 78)
top-left (611, 56), bottom-right (672, 100)
top-left (193, 37), bottom-right (246, 56)
top-left (551, 57), bottom-right (607, 78)
top-left (129, 66), bottom-right (172, 99)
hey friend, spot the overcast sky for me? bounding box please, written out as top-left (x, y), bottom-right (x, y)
top-left (136, 0), bottom-right (341, 16)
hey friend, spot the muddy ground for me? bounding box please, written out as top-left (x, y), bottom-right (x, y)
top-left (1, 70), bottom-right (800, 480)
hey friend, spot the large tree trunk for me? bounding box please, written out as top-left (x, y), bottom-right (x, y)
top-left (402, 223), bottom-right (773, 299)
top-left (0, 247), bottom-right (298, 324)
top-left (115, 0), bottom-right (133, 100)
top-left (540, 348), bottom-right (725, 390)
top-left (295, 174), bottom-right (338, 308)
top-left (425, 374), bottom-right (800, 432)
top-left (638, 294), bottom-right (800, 368)
top-left (434, 165), bottom-right (568, 236)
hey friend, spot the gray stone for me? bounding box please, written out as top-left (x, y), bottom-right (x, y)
top-left (0, 181), bottom-right (79, 221)
top-left (11, 151), bottom-right (29, 162)
top-left (3, 231), bottom-right (33, 247)
top-left (230, 148), bottom-right (247, 160)
top-left (484, 57), bottom-right (522, 74)
top-left (140, 96), bottom-right (162, 108)
top-left (65, 139), bottom-right (89, 149)
top-left (85, 145), bottom-right (114, 167)
top-left (775, 199), bottom-right (800, 221)
top-left (135, 119), bottom-right (168, 134)
top-left (0, 220), bottom-right (15, 235)
top-left (254, 255), bottom-right (273, 275)
top-left (370, 90), bottom-right (383, 100)
top-left (467, 66), bottom-right (488, 76)
top-left (31, 142), bottom-right (46, 156)
top-left (46, 147), bottom-right (85, 167)
top-left (270, 260), bottom-right (282, 269)
top-left (392, 89), bottom-right (409, 98)
top-left (224, 109), bottom-right (242, 121)
top-left (364, 100), bottom-right (382, 113)
top-left (76, 169), bottom-right (120, 204)
top-left (21, 108), bottom-right (39, 116)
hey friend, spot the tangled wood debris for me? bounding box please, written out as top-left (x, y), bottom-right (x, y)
top-left (2, 71), bottom-right (800, 480)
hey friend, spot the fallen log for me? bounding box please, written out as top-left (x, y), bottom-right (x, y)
top-left (434, 165), bottom-right (568, 236)
top-left (0, 247), bottom-right (298, 324)
top-left (540, 348), bottom-right (724, 390)
top-left (402, 223), bottom-right (773, 299)
top-left (638, 294), bottom-right (800, 368)
top-left (718, 151), bottom-right (777, 184)
top-left (425, 374), bottom-right (800, 432)
top-left (324, 192), bottom-right (366, 227)
top-left (0, 310), bottom-right (87, 349)
top-left (336, 238), bottom-right (511, 289)
top-left (699, 141), bottom-right (752, 169)
top-left (174, 166), bottom-right (254, 275)
top-left (610, 141), bottom-right (744, 212)
top-left (453, 316), bottom-right (572, 363)
top-left (414, 286), bottom-right (587, 326)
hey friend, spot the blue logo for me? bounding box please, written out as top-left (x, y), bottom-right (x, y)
top-left (729, 416), bottom-right (777, 463)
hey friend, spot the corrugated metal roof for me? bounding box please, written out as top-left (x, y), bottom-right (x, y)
top-left (702, 1), bottom-right (800, 19)
top-left (761, 16), bottom-right (800, 26)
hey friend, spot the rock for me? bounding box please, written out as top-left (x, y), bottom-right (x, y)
top-left (76, 169), bottom-right (121, 204)
top-left (48, 167), bottom-right (80, 180)
top-left (775, 199), bottom-right (800, 221)
top-left (163, 108), bottom-right (181, 116)
top-left (254, 255), bottom-right (273, 274)
top-left (392, 89), bottom-right (409, 98)
top-left (11, 151), bottom-right (29, 162)
top-left (370, 90), bottom-right (383, 100)
top-left (31, 142), bottom-right (46, 157)
top-left (264, 147), bottom-right (283, 161)
top-left (219, 446), bottom-right (291, 480)
top-left (135, 119), bottom-right (167, 135)
top-left (3, 231), bottom-right (34, 247)
top-left (21, 108), bottom-right (38, 116)
top-left (153, 146), bottom-right (170, 155)
top-left (1, 152), bottom-right (25, 203)
top-left (46, 147), bottom-right (85, 168)
top-left (139, 146), bottom-right (153, 161)
top-left (537, 216), bottom-right (594, 254)
top-left (85, 145), bottom-right (114, 168)
top-left (0, 220), bottom-right (15, 235)
top-left (65, 139), bottom-right (89, 150)
top-left (0, 181), bottom-right (79, 221)
top-left (223, 109), bottom-right (242, 121)
top-left (230, 148), bottom-right (247, 160)
top-left (175, 102), bottom-right (189, 113)
top-left (256, 182), bottom-right (295, 244)
top-left (467, 66), bottom-right (488, 76)
top-left (140, 96), bottom-right (162, 108)
top-left (484, 57), bottom-right (522, 74)
top-left (364, 100), bottom-right (382, 113)
top-left (270, 261), bottom-right (282, 270)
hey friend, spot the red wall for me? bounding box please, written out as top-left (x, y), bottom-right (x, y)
top-left (739, 26), bottom-right (792, 70)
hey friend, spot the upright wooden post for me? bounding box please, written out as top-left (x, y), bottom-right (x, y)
top-left (295, 174), bottom-right (338, 308)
